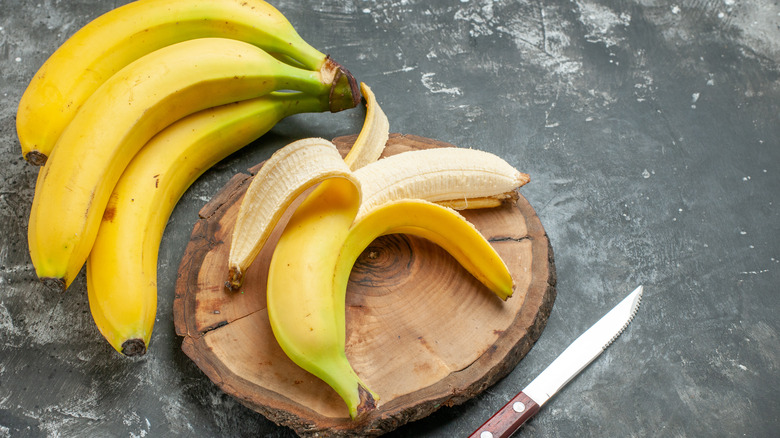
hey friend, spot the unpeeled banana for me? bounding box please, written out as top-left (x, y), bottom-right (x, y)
top-left (28, 36), bottom-right (356, 290)
top-left (16, 0), bottom-right (357, 165)
top-left (86, 92), bottom-right (328, 356)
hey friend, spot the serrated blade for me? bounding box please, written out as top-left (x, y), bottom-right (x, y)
top-left (523, 285), bottom-right (643, 405)
top-left (469, 285), bottom-right (643, 438)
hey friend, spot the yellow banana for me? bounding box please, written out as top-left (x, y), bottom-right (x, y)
top-left (86, 92), bottom-right (326, 357)
top-left (28, 37), bottom-right (357, 290)
top-left (16, 0), bottom-right (357, 165)
top-left (225, 81), bottom-right (529, 418)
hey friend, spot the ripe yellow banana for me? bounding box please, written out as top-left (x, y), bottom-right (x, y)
top-left (86, 92), bottom-right (326, 357)
top-left (225, 82), bottom-right (528, 418)
top-left (16, 0), bottom-right (357, 165)
top-left (28, 37), bottom-right (357, 291)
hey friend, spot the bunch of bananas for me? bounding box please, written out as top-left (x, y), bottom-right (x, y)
top-left (19, 0), bottom-right (360, 356)
top-left (228, 85), bottom-right (531, 419)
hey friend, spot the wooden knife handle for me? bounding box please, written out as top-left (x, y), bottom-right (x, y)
top-left (467, 391), bottom-right (540, 438)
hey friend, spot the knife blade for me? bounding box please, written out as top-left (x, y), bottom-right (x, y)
top-left (468, 285), bottom-right (643, 438)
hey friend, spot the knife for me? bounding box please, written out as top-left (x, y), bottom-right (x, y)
top-left (468, 285), bottom-right (643, 438)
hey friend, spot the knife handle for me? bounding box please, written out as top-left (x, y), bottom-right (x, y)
top-left (467, 391), bottom-right (540, 438)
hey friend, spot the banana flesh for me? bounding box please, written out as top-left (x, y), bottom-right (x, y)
top-left (28, 37), bottom-right (349, 290)
top-left (16, 0), bottom-right (358, 165)
top-left (86, 92), bottom-right (326, 356)
top-left (353, 147), bottom-right (531, 219)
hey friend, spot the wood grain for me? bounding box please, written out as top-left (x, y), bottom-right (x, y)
top-left (173, 133), bottom-right (556, 437)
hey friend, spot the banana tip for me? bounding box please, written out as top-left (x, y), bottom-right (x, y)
top-left (25, 151), bottom-right (48, 166)
top-left (121, 338), bottom-right (147, 357)
top-left (324, 56), bottom-right (360, 112)
top-left (517, 172), bottom-right (531, 186)
top-left (354, 384), bottom-right (377, 420)
top-left (225, 267), bottom-right (243, 292)
top-left (39, 277), bottom-right (66, 292)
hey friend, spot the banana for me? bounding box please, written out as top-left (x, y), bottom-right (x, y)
top-left (226, 83), bottom-right (386, 289)
top-left (16, 0), bottom-right (358, 165)
top-left (353, 147), bottom-right (531, 218)
top-left (86, 92), bottom-right (327, 357)
top-left (222, 80), bottom-right (528, 418)
top-left (28, 37), bottom-right (357, 291)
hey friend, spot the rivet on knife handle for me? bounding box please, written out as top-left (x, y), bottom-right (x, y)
top-left (468, 391), bottom-right (540, 438)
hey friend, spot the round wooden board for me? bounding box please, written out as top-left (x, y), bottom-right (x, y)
top-left (173, 133), bottom-right (556, 437)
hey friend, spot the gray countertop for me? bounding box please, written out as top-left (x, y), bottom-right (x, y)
top-left (1, 0), bottom-right (778, 437)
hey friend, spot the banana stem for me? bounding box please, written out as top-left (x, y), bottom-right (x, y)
top-left (322, 56), bottom-right (361, 112)
top-left (310, 353), bottom-right (378, 420)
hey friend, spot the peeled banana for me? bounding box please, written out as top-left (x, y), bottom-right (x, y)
top-left (86, 92), bottom-right (327, 356)
top-left (28, 37), bottom-right (357, 290)
top-left (16, 0), bottom-right (357, 165)
top-left (229, 110), bottom-right (528, 418)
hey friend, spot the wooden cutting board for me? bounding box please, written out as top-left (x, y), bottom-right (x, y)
top-left (173, 133), bottom-right (556, 437)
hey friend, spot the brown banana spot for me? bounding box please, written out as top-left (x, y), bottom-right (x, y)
top-left (25, 151), bottom-right (48, 166)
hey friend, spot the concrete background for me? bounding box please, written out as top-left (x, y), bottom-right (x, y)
top-left (1, 0), bottom-right (778, 436)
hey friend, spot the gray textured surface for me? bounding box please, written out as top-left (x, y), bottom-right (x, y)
top-left (1, 0), bottom-right (778, 437)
